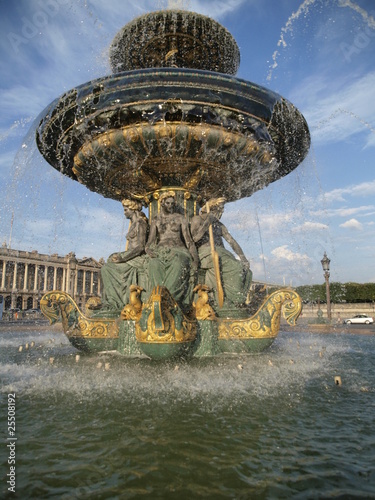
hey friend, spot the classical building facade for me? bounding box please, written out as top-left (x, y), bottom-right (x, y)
top-left (0, 246), bottom-right (103, 310)
top-left (0, 245), bottom-right (281, 313)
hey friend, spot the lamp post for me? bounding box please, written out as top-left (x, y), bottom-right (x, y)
top-left (321, 252), bottom-right (331, 322)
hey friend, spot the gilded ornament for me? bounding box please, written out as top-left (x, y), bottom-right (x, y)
top-left (193, 284), bottom-right (216, 321)
top-left (135, 286), bottom-right (197, 343)
top-left (121, 285), bottom-right (144, 321)
top-left (40, 291), bottom-right (119, 339)
top-left (218, 289), bottom-right (302, 339)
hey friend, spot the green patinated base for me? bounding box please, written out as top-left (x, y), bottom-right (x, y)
top-left (117, 320), bottom-right (145, 357)
top-left (191, 321), bottom-right (276, 357)
top-left (41, 289), bottom-right (301, 358)
top-left (67, 322), bottom-right (276, 357)
top-left (69, 337), bottom-right (119, 353)
top-left (192, 321), bottom-right (219, 357)
top-left (214, 307), bottom-right (252, 319)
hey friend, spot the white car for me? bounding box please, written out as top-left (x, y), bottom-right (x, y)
top-left (344, 314), bottom-right (374, 325)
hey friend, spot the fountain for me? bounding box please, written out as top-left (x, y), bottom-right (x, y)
top-left (36, 9), bottom-right (310, 359)
top-left (5, 6), bottom-right (375, 499)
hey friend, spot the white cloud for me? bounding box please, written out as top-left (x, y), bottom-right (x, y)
top-left (292, 72), bottom-right (375, 147)
top-left (271, 245), bottom-right (311, 264)
top-left (312, 205), bottom-right (375, 218)
top-left (292, 221), bottom-right (329, 231)
top-left (323, 180), bottom-right (375, 204)
top-left (339, 218), bottom-right (363, 230)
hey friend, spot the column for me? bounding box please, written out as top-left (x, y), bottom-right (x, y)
top-left (74, 269), bottom-right (78, 296)
top-left (90, 271), bottom-right (94, 294)
top-left (12, 263), bottom-right (17, 290)
top-left (53, 266), bottom-right (57, 290)
top-left (62, 268), bottom-right (66, 292)
top-left (1, 261), bottom-right (6, 289)
top-left (34, 265), bottom-right (38, 291)
top-left (83, 271), bottom-right (87, 294)
top-left (23, 263), bottom-right (29, 291)
top-left (43, 267), bottom-right (48, 292)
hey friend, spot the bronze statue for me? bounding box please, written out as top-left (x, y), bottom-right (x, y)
top-left (99, 199), bottom-right (149, 314)
top-left (145, 191), bottom-right (199, 311)
top-left (190, 197), bottom-right (252, 310)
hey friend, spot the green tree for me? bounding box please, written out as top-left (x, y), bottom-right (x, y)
top-left (296, 284), bottom-right (324, 303)
top-left (329, 282), bottom-right (346, 303)
top-left (297, 282), bottom-right (375, 303)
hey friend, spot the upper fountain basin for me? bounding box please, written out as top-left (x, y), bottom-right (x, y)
top-left (35, 67), bottom-right (310, 204)
top-left (109, 9), bottom-right (240, 75)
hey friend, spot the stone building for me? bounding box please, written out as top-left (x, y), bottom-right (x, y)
top-left (0, 245), bottom-right (103, 311)
top-left (0, 245), bottom-right (281, 314)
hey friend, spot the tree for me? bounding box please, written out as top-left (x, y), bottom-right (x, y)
top-left (296, 284), bottom-right (324, 303)
top-left (296, 282), bottom-right (375, 303)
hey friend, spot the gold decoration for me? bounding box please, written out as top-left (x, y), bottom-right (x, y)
top-left (85, 296), bottom-right (102, 317)
top-left (218, 289), bottom-right (302, 339)
top-left (72, 121), bottom-right (276, 203)
top-left (121, 285), bottom-right (144, 321)
top-left (85, 296), bottom-right (102, 310)
top-left (193, 284), bottom-right (216, 321)
top-left (159, 190), bottom-right (176, 203)
top-left (40, 291), bottom-right (119, 339)
top-left (201, 197), bottom-right (227, 213)
top-left (121, 198), bottom-right (143, 211)
top-left (206, 201), bottom-right (224, 308)
top-left (135, 286), bottom-right (197, 343)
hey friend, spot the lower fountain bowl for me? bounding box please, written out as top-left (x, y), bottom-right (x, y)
top-left (137, 341), bottom-right (193, 360)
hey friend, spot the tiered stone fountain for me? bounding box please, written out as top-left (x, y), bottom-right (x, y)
top-left (37, 9), bottom-right (310, 359)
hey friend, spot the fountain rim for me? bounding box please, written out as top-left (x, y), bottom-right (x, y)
top-left (35, 66), bottom-right (310, 204)
top-left (36, 66), bottom-right (293, 129)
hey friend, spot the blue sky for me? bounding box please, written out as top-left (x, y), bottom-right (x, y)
top-left (0, 0), bottom-right (374, 287)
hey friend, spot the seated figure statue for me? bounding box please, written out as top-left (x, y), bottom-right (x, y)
top-left (145, 191), bottom-right (199, 312)
top-left (190, 197), bottom-right (252, 310)
top-left (99, 199), bottom-right (149, 315)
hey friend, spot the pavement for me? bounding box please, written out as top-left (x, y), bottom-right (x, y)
top-left (282, 318), bottom-right (375, 335)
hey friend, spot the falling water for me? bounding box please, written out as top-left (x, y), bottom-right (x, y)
top-left (267, 0), bottom-right (375, 81)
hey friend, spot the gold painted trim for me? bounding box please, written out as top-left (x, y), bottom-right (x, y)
top-left (40, 291), bottom-right (119, 339)
top-left (135, 286), bottom-right (197, 344)
top-left (218, 289), bottom-right (302, 340)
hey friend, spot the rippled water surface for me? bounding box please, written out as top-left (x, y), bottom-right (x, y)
top-left (1, 327), bottom-right (374, 499)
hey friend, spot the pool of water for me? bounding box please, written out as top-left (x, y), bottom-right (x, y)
top-left (1, 327), bottom-right (374, 498)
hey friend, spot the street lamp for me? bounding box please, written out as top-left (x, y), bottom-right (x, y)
top-left (321, 252), bottom-right (331, 322)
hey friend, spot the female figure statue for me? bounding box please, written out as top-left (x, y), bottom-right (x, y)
top-left (145, 191), bottom-right (199, 311)
top-left (190, 197), bottom-right (252, 310)
top-left (99, 199), bottom-right (149, 314)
